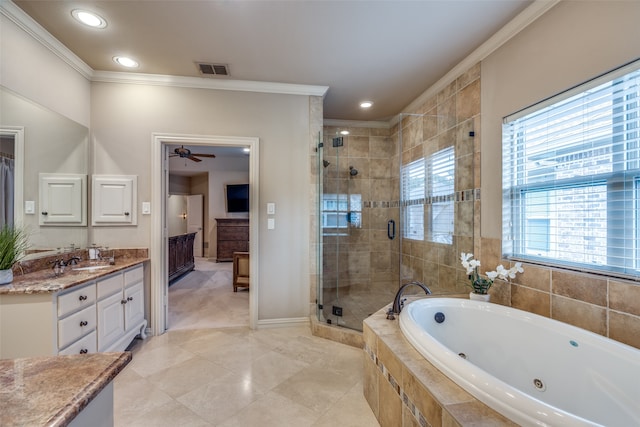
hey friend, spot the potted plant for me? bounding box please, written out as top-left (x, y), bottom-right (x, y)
top-left (0, 225), bottom-right (29, 285)
top-left (460, 252), bottom-right (523, 301)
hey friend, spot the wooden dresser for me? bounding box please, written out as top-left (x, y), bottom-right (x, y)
top-left (168, 232), bottom-right (196, 282)
top-left (216, 218), bottom-right (249, 262)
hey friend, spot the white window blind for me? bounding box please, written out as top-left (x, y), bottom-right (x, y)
top-left (427, 146), bottom-right (455, 244)
top-left (503, 60), bottom-right (640, 278)
top-left (402, 158), bottom-right (425, 240)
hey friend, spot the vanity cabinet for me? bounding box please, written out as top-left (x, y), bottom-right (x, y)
top-left (96, 266), bottom-right (145, 352)
top-left (92, 175), bottom-right (137, 225)
top-left (38, 173), bottom-right (87, 225)
top-left (0, 264), bottom-right (146, 359)
top-left (168, 232), bottom-right (196, 282)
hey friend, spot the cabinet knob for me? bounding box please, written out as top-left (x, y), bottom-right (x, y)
top-left (79, 320), bottom-right (88, 327)
top-left (124, 212), bottom-right (130, 216)
top-left (121, 299), bottom-right (128, 305)
top-left (79, 295), bottom-right (87, 301)
top-left (127, 296), bottom-right (133, 301)
top-left (41, 211), bottom-right (48, 215)
top-left (79, 349), bottom-right (88, 354)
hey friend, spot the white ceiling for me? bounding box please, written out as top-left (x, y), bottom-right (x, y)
top-left (13, 0), bottom-right (533, 121)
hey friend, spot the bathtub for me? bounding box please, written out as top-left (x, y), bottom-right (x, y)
top-left (399, 298), bottom-right (640, 427)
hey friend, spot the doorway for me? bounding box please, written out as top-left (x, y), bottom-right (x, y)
top-left (151, 134), bottom-right (259, 335)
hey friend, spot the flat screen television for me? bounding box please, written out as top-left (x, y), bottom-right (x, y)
top-left (226, 184), bottom-right (249, 213)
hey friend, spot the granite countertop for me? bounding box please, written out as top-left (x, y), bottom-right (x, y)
top-left (0, 352), bottom-right (131, 427)
top-left (0, 257), bottom-right (149, 295)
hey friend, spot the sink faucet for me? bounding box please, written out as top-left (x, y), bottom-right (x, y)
top-left (51, 259), bottom-right (65, 276)
top-left (386, 281), bottom-right (431, 320)
top-left (65, 256), bottom-right (82, 266)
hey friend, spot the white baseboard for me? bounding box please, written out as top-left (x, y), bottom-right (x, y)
top-left (257, 317), bottom-right (310, 329)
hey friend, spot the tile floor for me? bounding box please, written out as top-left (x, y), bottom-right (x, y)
top-left (113, 258), bottom-right (379, 426)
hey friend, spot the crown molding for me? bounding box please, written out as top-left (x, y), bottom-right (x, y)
top-left (0, 1), bottom-right (93, 80)
top-left (92, 71), bottom-right (329, 97)
top-left (397, 0), bottom-right (561, 125)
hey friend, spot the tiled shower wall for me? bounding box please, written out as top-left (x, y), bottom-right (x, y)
top-left (392, 64), bottom-right (480, 295)
top-left (319, 126), bottom-right (400, 328)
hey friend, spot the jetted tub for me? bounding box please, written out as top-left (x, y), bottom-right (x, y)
top-left (399, 298), bottom-right (640, 427)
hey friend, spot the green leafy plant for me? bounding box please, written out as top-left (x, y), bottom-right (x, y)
top-left (0, 225), bottom-right (29, 270)
top-left (460, 252), bottom-right (523, 295)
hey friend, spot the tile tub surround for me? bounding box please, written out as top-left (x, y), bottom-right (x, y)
top-left (363, 301), bottom-right (516, 427)
top-left (0, 352), bottom-right (131, 426)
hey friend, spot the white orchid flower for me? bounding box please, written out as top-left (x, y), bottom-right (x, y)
top-left (486, 270), bottom-right (498, 280)
top-left (495, 264), bottom-right (509, 280)
top-left (514, 262), bottom-right (524, 273)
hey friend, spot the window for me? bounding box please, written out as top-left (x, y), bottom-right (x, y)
top-left (427, 147), bottom-right (455, 244)
top-left (402, 158), bottom-right (425, 240)
top-left (322, 193), bottom-right (362, 235)
top-left (503, 60), bottom-right (640, 278)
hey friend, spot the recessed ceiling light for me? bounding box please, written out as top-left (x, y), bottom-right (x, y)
top-left (340, 130), bottom-right (350, 135)
top-left (71, 9), bottom-right (107, 28)
top-left (360, 101), bottom-right (373, 109)
top-left (113, 56), bottom-right (139, 68)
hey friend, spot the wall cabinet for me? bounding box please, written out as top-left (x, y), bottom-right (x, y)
top-left (39, 173), bottom-right (87, 225)
top-left (215, 218), bottom-right (249, 262)
top-left (92, 175), bottom-right (137, 225)
top-left (0, 264), bottom-right (146, 359)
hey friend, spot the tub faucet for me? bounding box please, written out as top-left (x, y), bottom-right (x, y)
top-left (386, 281), bottom-right (432, 320)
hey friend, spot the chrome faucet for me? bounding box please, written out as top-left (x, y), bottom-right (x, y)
top-left (386, 281), bottom-right (432, 320)
top-left (65, 256), bottom-right (82, 266)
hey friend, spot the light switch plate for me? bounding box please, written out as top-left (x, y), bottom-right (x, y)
top-left (142, 202), bottom-right (151, 215)
top-left (25, 200), bottom-right (35, 214)
top-left (267, 202), bottom-right (275, 215)
top-left (267, 218), bottom-right (275, 229)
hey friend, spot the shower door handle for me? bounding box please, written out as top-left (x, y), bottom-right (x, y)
top-left (387, 219), bottom-right (396, 240)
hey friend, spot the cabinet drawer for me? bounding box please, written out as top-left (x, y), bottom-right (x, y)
top-left (58, 283), bottom-right (96, 318)
top-left (58, 305), bottom-right (96, 349)
top-left (58, 331), bottom-right (97, 355)
top-left (217, 226), bottom-right (249, 241)
top-left (124, 265), bottom-right (143, 287)
top-left (97, 273), bottom-right (124, 299)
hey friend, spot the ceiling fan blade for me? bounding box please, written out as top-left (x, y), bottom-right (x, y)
top-left (187, 155), bottom-right (202, 162)
top-left (192, 153), bottom-right (216, 158)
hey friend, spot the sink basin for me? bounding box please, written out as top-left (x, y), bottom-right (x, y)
top-left (73, 265), bottom-right (111, 272)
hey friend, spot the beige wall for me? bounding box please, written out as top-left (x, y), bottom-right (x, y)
top-left (90, 82), bottom-right (314, 320)
top-left (0, 13), bottom-right (90, 127)
top-left (477, 0), bottom-right (640, 349)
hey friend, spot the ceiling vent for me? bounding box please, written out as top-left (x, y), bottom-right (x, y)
top-left (196, 62), bottom-right (229, 76)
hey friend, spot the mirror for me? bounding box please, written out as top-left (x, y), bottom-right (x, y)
top-left (0, 86), bottom-right (89, 259)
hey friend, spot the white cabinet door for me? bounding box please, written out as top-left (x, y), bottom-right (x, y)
top-left (39, 173), bottom-right (87, 225)
top-left (97, 292), bottom-right (126, 351)
top-left (92, 175), bottom-right (137, 225)
top-left (124, 281), bottom-right (144, 331)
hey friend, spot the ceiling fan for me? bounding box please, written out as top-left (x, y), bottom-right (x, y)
top-left (169, 145), bottom-right (216, 162)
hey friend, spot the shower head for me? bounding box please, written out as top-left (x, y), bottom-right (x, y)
top-left (349, 166), bottom-right (358, 176)
top-left (323, 160), bottom-right (330, 168)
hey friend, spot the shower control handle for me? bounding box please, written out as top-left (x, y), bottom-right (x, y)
top-left (387, 219), bottom-right (396, 240)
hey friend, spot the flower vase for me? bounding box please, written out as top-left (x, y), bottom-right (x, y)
top-left (469, 292), bottom-right (490, 302)
top-left (0, 269), bottom-right (13, 285)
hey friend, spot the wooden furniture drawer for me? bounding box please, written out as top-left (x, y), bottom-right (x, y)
top-left (58, 331), bottom-right (97, 355)
top-left (217, 226), bottom-right (249, 241)
top-left (97, 273), bottom-right (124, 299)
top-left (58, 284), bottom-right (96, 318)
top-left (58, 305), bottom-right (97, 349)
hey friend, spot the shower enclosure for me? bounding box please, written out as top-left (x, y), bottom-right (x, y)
top-left (317, 113), bottom-right (476, 332)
